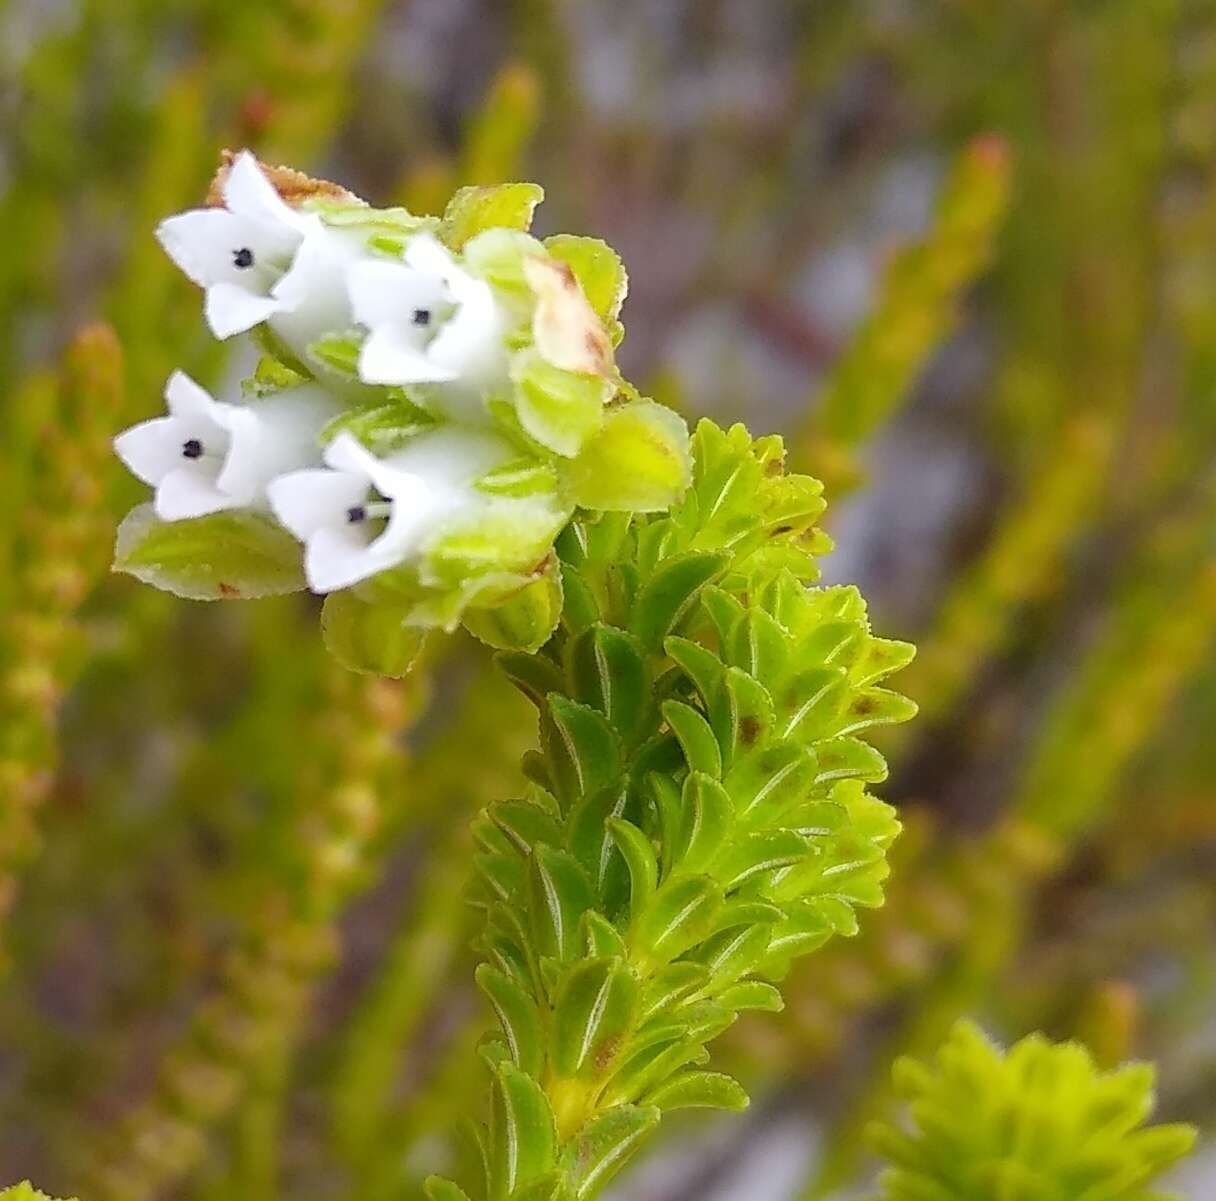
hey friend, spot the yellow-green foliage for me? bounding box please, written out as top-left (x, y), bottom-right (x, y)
top-left (871, 1022), bottom-right (1197, 1201)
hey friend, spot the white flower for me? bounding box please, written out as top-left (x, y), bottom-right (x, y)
top-left (347, 233), bottom-right (509, 394)
top-left (114, 372), bottom-right (338, 521)
top-left (267, 427), bottom-right (509, 594)
top-left (156, 150), bottom-right (359, 345)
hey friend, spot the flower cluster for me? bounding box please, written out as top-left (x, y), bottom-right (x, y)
top-left (113, 153), bottom-right (691, 671)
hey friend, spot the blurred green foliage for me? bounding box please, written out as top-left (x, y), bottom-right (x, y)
top-left (0, 2), bottom-right (1213, 1199)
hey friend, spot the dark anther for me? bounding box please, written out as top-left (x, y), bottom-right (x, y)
top-left (182, 439), bottom-right (203, 459)
top-left (346, 505), bottom-right (366, 524)
top-left (411, 308), bottom-right (432, 326)
top-left (233, 247), bottom-right (255, 269)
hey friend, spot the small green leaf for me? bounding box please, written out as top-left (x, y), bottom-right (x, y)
top-left (321, 591), bottom-right (428, 677)
top-left (114, 505), bottom-right (304, 600)
top-left (552, 958), bottom-right (640, 1079)
top-left (497, 650), bottom-right (565, 708)
top-left (488, 1062), bottom-right (557, 1200)
top-left (716, 980), bottom-right (784, 1012)
top-left (567, 401), bottom-right (691, 512)
top-left (0, 1186), bottom-right (79, 1201)
top-left (580, 910), bottom-right (627, 958)
top-left (606, 818), bottom-right (658, 918)
top-left (476, 964), bottom-right (545, 1078)
top-left (442, 182), bottom-right (545, 250)
top-left (632, 551), bottom-right (729, 651)
top-left (633, 874), bottom-right (723, 965)
top-left (560, 1105), bottom-right (660, 1200)
top-left (671, 773), bottom-right (734, 875)
top-left (642, 1070), bottom-right (749, 1113)
top-left (662, 700), bottom-right (723, 778)
top-left (423, 1171), bottom-right (469, 1201)
top-left (545, 696), bottom-right (623, 804)
top-left (527, 846), bottom-right (597, 964)
top-left (566, 626), bottom-right (649, 746)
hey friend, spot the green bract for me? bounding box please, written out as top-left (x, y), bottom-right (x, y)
top-left (870, 1021), bottom-right (1198, 1201)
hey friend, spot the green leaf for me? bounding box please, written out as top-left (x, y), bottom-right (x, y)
top-left (671, 773), bottom-right (733, 875)
top-left (567, 401), bottom-right (691, 512)
top-left (113, 504), bottom-right (304, 600)
top-left (424, 1177), bottom-right (473, 1201)
top-left (662, 700), bottom-right (722, 779)
top-left (544, 234), bottom-right (628, 325)
top-left (834, 686), bottom-right (919, 736)
top-left (566, 626), bottom-right (649, 746)
top-left (716, 980), bottom-right (784, 1013)
top-left (580, 910), bottom-right (627, 958)
top-left (631, 551), bottom-right (729, 651)
top-left (642, 1070), bottom-right (749, 1113)
top-left (511, 348), bottom-right (612, 458)
top-left (0, 1186), bottom-right (79, 1201)
top-left (694, 923), bottom-right (774, 991)
top-left (559, 1105), bottom-right (660, 1200)
top-left (552, 958), bottom-right (640, 1079)
top-left (870, 1022), bottom-right (1198, 1201)
top-left (498, 650), bottom-right (565, 708)
top-left (728, 741), bottom-right (818, 827)
top-left (488, 1062), bottom-right (557, 1200)
top-left (476, 964), bottom-right (545, 1078)
top-left (633, 875), bottom-right (723, 965)
top-left (321, 591), bottom-right (428, 677)
top-left (606, 818), bottom-right (658, 918)
top-left (545, 696), bottom-right (623, 804)
top-left (442, 182), bottom-right (545, 250)
top-left (527, 846), bottom-right (598, 963)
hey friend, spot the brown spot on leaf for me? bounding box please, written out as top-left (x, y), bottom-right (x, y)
top-left (740, 716), bottom-right (761, 745)
top-left (217, 581), bottom-right (240, 598)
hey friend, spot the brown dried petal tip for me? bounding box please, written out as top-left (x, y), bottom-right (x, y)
top-left (206, 149), bottom-right (364, 209)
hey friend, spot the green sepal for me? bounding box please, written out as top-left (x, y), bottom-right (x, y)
top-left (113, 504), bottom-right (304, 600)
top-left (243, 354), bottom-right (310, 396)
top-left (319, 396), bottom-right (436, 454)
top-left (511, 348), bottom-right (611, 458)
top-left (463, 564), bottom-right (563, 653)
top-left (544, 235), bottom-right (628, 327)
top-left (441, 182), bottom-right (545, 250)
top-left (320, 591), bottom-right (427, 677)
top-left (567, 401), bottom-right (691, 512)
top-left (307, 330), bottom-right (363, 376)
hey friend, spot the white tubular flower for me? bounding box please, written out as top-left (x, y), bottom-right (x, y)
top-left (156, 150), bottom-right (359, 344)
top-left (267, 428), bottom-right (509, 595)
top-left (114, 372), bottom-right (338, 521)
top-left (347, 233), bottom-right (509, 392)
